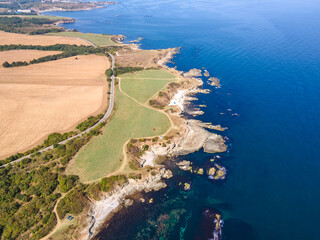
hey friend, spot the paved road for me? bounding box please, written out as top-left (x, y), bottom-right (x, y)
top-left (1, 53), bottom-right (115, 168)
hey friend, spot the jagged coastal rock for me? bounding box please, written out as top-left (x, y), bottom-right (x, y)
top-left (140, 120), bottom-right (227, 162)
top-left (187, 119), bottom-right (227, 131)
top-left (111, 35), bottom-right (126, 43)
top-left (203, 134), bottom-right (227, 153)
top-left (157, 47), bottom-right (181, 67)
top-left (172, 120), bottom-right (227, 155)
top-left (183, 68), bottom-right (202, 78)
top-left (208, 77), bottom-right (221, 88)
top-left (176, 160), bottom-right (192, 171)
top-left (83, 169), bottom-right (169, 239)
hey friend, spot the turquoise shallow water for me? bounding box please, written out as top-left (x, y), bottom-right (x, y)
top-left (46, 0), bottom-right (320, 239)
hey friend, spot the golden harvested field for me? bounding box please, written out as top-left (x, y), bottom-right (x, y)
top-left (0, 31), bottom-right (90, 46)
top-left (0, 49), bottom-right (62, 66)
top-left (0, 54), bottom-right (110, 158)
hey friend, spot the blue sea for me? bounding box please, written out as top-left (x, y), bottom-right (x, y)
top-left (46, 0), bottom-right (320, 239)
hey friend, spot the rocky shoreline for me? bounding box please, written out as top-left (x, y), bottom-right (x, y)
top-left (38, 2), bottom-right (117, 13)
top-left (82, 46), bottom-right (227, 239)
top-left (80, 168), bottom-right (171, 240)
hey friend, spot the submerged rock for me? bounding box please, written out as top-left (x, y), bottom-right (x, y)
top-left (208, 167), bottom-right (216, 176)
top-left (215, 170), bottom-right (226, 180)
top-left (123, 199), bottom-right (133, 207)
top-left (183, 182), bottom-right (191, 191)
top-left (198, 208), bottom-right (223, 240)
top-left (196, 168), bottom-right (204, 175)
top-left (213, 164), bottom-right (227, 180)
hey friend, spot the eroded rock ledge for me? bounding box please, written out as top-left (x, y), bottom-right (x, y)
top-left (147, 119), bottom-right (227, 160)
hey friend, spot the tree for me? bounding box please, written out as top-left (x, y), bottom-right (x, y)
top-left (2, 61), bottom-right (10, 68)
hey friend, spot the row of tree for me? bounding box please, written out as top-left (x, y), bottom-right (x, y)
top-left (1, 44), bottom-right (120, 68)
top-left (113, 66), bottom-right (144, 76)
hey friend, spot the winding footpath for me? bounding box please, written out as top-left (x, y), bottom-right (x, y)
top-left (1, 52), bottom-right (115, 168)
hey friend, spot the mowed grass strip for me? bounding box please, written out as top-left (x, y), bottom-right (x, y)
top-left (121, 69), bottom-right (177, 103)
top-left (69, 85), bottom-right (171, 182)
top-left (46, 31), bottom-right (120, 46)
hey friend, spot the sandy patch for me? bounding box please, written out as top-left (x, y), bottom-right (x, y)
top-left (0, 31), bottom-right (90, 46)
top-left (0, 49), bottom-right (62, 66)
top-left (0, 54), bottom-right (110, 158)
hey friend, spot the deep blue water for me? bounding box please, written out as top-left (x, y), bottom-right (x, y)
top-left (46, 0), bottom-right (320, 239)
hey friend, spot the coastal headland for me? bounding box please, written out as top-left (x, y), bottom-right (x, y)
top-left (0, 12), bottom-right (227, 240)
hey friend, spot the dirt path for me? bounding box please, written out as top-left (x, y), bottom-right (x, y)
top-left (41, 192), bottom-right (67, 240)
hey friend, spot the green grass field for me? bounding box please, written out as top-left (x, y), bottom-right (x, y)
top-left (69, 85), bottom-right (171, 182)
top-left (121, 69), bottom-right (177, 103)
top-left (46, 31), bottom-right (120, 46)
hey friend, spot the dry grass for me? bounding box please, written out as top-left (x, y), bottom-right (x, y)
top-left (0, 31), bottom-right (90, 46)
top-left (116, 48), bottom-right (171, 68)
top-left (0, 49), bottom-right (62, 66)
top-left (0, 54), bottom-right (110, 158)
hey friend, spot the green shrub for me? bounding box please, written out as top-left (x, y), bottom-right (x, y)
top-left (58, 175), bottom-right (79, 193)
top-left (56, 186), bottom-right (88, 219)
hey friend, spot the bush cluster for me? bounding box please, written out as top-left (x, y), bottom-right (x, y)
top-left (113, 66), bottom-right (143, 76)
top-left (76, 114), bottom-right (103, 132)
